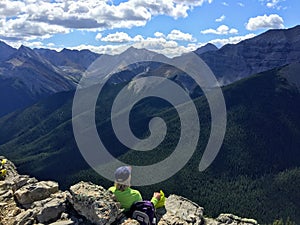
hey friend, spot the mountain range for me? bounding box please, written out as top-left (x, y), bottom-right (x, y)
top-left (0, 26), bottom-right (300, 224)
top-left (1, 25), bottom-right (300, 116)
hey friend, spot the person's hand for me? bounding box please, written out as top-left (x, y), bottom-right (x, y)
top-left (153, 192), bottom-right (161, 200)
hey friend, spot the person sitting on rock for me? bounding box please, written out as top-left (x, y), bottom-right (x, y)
top-left (109, 166), bottom-right (161, 212)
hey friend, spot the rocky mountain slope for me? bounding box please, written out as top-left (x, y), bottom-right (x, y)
top-left (0, 45), bottom-right (76, 117)
top-left (194, 43), bottom-right (218, 55)
top-left (0, 41), bottom-right (17, 62)
top-left (198, 25), bottom-right (300, 85)
top-left (1, 25), bottom-right (300, 117)
top-left (0, 156), bottom-right (259, 225)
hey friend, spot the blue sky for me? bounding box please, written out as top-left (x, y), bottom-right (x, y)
top-left (0, 0), bottom-right (299, 57)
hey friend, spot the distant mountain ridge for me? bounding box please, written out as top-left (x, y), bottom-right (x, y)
top-left (0, 40), bottom-right (17, 61)
top-left (194, 43), bottom-right (218, 55)
top-left (0, 45), bottom-right (76, 116)
top-left (0, 25), bottom-right (300, 117)
top-left (35, 48), bottom-right (100, 70)
top-left (198, 25), bottom-right (300, 84)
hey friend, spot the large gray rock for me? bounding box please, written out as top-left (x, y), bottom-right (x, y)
top-left (216, 214), bottom-right (258, 225)
top-left (32, 191), bottom-right (68, 223)
top-left (120, 218), bottom-right (140, 225)
top-left (159, 195), bottom-right (204, 225)
top-left (13, 209), bottom-right (36, 225)
top-left (204, 214), bottom-right (259, 225)
top-left (12, 175), bottom-right (38, 192)
top-left (49, 220), bottom-right (76, 225)
top-left (68, 181), bottom-right (122, 225)
top-left (14, 181), bottom-right (59, 206)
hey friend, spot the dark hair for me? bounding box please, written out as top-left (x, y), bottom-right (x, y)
top-left (115, 182), bottom-right (129, 191)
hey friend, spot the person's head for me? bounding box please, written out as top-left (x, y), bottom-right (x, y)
top-left (114, 166), bottom-right (131, 191)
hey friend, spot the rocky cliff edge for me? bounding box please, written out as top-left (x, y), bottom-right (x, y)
top-left (0, 156), bottom-right (259, 225)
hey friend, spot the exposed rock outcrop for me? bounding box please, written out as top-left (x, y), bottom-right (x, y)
top-left (68, 182), bottom-right (122, 225)
top-left (159, 195), bottom-right (204, 225)
top-left (0, 157), bottom-right (259, 225)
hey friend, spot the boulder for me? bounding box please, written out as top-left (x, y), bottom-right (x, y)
top-left (13, 209), bottom-right (36, 225)
top-left (14, 181), bottom-right (59, 206)
top-left (159, 195), bottom-right (204, 225)
top-left (120, 218), bottom-right (140, 225)
top-left (12, 175), bottom-right (38, 192)
top-left (216, 214), bottom-right (258, 225)
top-left (49, 220), bottom-right (76, 225)
top-left (68, 181), bottom-right (122, 225)
top-left (32, 191), bottom-right (68, 223)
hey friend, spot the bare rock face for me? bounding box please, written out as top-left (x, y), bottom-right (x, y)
top-left (14, 181), bottom-right (59, 206)
top-left (215, 214), bottom-right (258, 225)
top-left (158, 195), bottom-right (204, 225)
top-left (31, 191), bottom-right (68, 223)
top-left (0, 157), bottom-right (259, 225)
top-left (0, 157), bottom-right (72, 224)
top-left (68, 181), bottom-right (123, 225)
top-left (120, 218), bottom-right (140, 225)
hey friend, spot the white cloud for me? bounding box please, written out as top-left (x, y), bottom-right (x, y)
top-left (210, 33), bottom-right (256, 47)
top-left (0, 0), bottom-right (26, 17)
top-left (96, 30), bottom-right (197, 57)
top-left (222, 2), bottom-right (229, 6)
top-left (47, 43), bottom-right (55, 47)
top-left (261, 0), bottom-right (285, 10)
top-left (133, 37), bottom-right (178, 50)
top-left (246, 14), bottom-right (284, 31)
top-left (215, 15), bottom-right (226, 22)
top-left (201, 25), bottom-right (238, 35)
top-left (0, 14), bottom-right (69, 41)
top-left (237, 2), bottom-right (245, 7)
top-left (69, 40), bottom-right (197, 58)
top-left (22, 41), bottom-right (45, 49)
top-left (0, 0), bottom-right (212, 42)
top-left (167, 29), bottom-right (196, 42)
top-left (154, 32), bottom-right (165, 38)
top-left (70, 44), bottom-right (130, 56)
top-left (101, 32), bottom-right (133, 43)
top-left (95, 33), bottom-right (102, 40)
top-left (133, 35), bottom-right (144, 42)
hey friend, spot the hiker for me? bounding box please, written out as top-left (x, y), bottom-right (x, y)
top-left (108, 166), bottom-right (162, 212)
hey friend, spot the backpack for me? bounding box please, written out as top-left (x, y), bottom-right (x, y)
top-left (130, 200), bottom-right (157, 225)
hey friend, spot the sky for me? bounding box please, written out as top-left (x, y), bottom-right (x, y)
top-left (0, 0), bottom-right (299, 57)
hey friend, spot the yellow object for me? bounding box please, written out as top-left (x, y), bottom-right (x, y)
top-left (155, 190), bottom-right (166, 209)
top-left (1, 169), bottom-right (7, 177)
top-left (1, 159), bottom-right (7, 165)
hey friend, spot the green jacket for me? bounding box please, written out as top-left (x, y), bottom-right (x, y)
top-left (109, 186), bottom-right (158, 211)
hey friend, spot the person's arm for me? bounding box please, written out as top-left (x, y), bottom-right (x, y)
top-left (151, 192), bottom-right (161, 207)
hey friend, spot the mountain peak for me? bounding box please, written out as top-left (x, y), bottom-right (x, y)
top-left (16, 45), bottom-right (39, 59)
top-left (60, 48), bottom-right (79, 53)
top-left (123, 46), bottom-right (150, 54)
top-left (0, 40), bottom-right (17, 61)
top-left (18, 44), bottom-right (30, 51)
top-left (194, 43), bottom-right (218, 55)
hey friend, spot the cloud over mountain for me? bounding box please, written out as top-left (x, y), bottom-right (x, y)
top-left (246, 14), bottom-right (284, 31)
top-left (0, 0), bottom-right (212, 42)
top-left (201, 25), bottom-right (238, 35)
